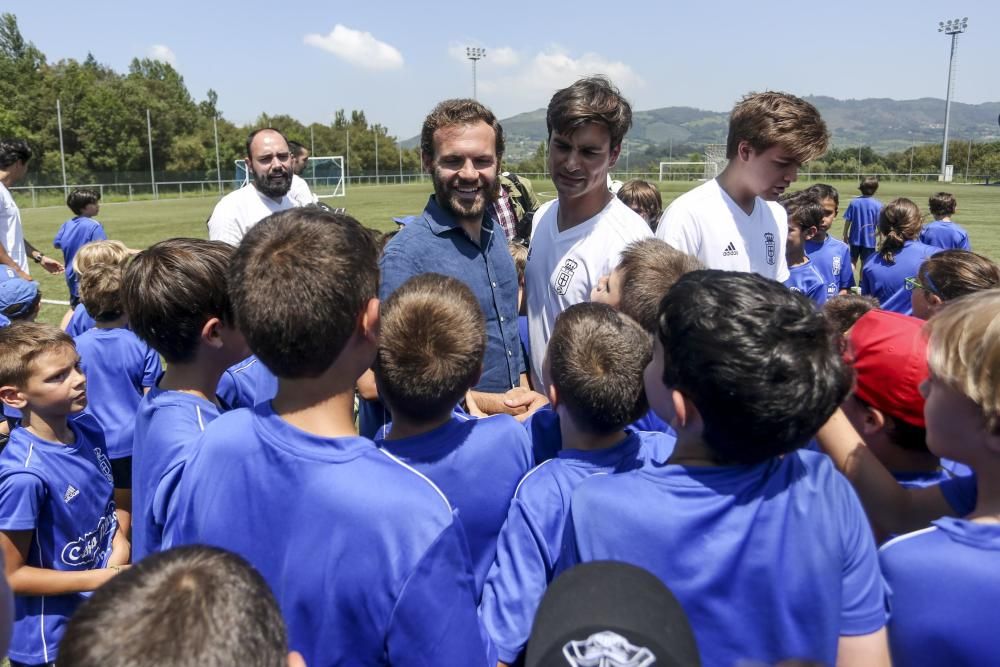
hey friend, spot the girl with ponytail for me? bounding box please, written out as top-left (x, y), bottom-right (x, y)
top-left (860, 197), bottom-right (941, 314)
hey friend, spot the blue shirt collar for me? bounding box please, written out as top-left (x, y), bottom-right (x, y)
top-left (422, 195), bottom-right (497, 238)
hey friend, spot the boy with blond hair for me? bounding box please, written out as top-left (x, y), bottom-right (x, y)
top-left (74, 257), bottom-right (162, 537)
top-left (375, 273), bottom-right (532, 597)
top-left (875, 290), bottom-right (1000, 665)
top-left (656, 92), bottom-right (829, 281)
top-left (168, 207), bottom-right (490, 666)
top-left (0, 323), bottom-right (129, 665)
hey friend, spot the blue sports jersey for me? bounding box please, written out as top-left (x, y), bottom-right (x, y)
top-left (74, 327), bottom-right (162, 459)
top-left (940, 473), bottom-right (976, 516)
top-left (784, 259), bottom-right (828, 305)
top-left (376, 413), bottom-right (533, 597)
top-left (844, 196), bottom-right (882, 248)
top-left (480, 430), bottom-right (676, 663)
top-left (524, 406), bottom-right (676, 465)
top-left (0, 416), bottom-right (117, 664)
top-left (861, 241), bottom-right (942, 314)
top-left (131, 387), bottom-right (219, 562)
top-left (805, 236), bottom-right (855, 296)
top-left (65, 303), bottom-right (95, 337)
top-left (215, 354), bottom-right (278, 411)
top-left (53, 216), bottom-right (107, 299)
top-left (168, 402), bottom-right (491, 667)
top-left (880, 517), bottom-right (1000, 666)
top-left (563, 449), bottom-right (887, 667)
top-left (358, 396), bottom-right (390, 440)
top-left (920, 220), bottom-right (971, 251)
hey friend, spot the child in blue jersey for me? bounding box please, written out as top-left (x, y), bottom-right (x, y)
top-left (73, 255), bottom-right (161, 540)
top-left (861, 198), bottom-right (941, 314)
top-left (563, 270), bottom-right (890, 667)
top-left (843, 175), bottom-right (882, 267)
top-left (58, 241), bottom-right (134, 336)
top-left (121, 239), bottom-right (248, 562)
top-left (374, 273), bottom-right (533, 598)
top-left (842, 310), bottom-right (962, 492)
top-left (168, 207), bottom-right (490, 667)
top-left (53, 189), bottom-right (107, 308)
top-left (780, 190), bottom-right (827, 305)
top-left (591, 237), bottom-right (701, 435)
top-left (876, 290), bottom-right (1000, 666)
top-left (909, 249), bottom-right (1000, 321)
top-left (805, 183), bottom-right (854, 296)
top-left (920, 191), bottom-right (970, 250)
top-left (0, 323), bottom-right (129, 666)
top-left (480, 303), bottom-right (676, 666)
top-left (508, 239), bottom-right (532, 380)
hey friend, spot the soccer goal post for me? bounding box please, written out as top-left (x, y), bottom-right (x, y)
top-left (234, 156), bottom-right (346, 198)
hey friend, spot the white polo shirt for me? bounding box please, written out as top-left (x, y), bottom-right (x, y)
top-left (526, 197), bottom-right (651, 388)
top-left (207, 185), bottom-right (296, 246)
top-left (655, 179), bottom-right (789, 281)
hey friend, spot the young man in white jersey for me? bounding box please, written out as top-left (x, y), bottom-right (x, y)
top-left (525, 77), bottom-right (651, 390)
top-left (655, 92), bottom-right (829, 282)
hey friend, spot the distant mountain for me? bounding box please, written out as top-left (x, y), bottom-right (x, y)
top-left (403, 96), bottom-right (1000, 160)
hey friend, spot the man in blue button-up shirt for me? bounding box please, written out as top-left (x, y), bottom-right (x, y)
top-left (379, 99), bottom-right (545, 418)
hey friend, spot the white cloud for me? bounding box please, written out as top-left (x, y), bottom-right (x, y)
top-left (447, 44), bottom-right (520, 67)
top-left (304, 25), bottom-right (403, 71)
top-left (478, 48), bottom-right (643, 107)
top-left (147, 44), bottom-right (176, 66)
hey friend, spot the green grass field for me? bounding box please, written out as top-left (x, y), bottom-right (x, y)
top-left (19, 179), bottom-right (1000, 326)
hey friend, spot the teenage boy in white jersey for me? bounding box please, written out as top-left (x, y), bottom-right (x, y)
top-left (525, 76), bottom-right (651, 390)
top-left (655, 92), bottom-right (829, 282)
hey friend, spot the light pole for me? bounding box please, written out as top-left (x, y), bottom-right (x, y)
top-left (466, 47), bottom-right (486, 99)
top-left (938, 17), bottom-right (969, 182)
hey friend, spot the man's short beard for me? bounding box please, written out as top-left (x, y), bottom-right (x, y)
top-left (253, 168), bottom-right (291, 198)
top-left (432, 167), bottom-right (500, 220)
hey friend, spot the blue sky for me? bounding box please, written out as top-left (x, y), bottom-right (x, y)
top-left (6, 0), bottom-right (998, 139)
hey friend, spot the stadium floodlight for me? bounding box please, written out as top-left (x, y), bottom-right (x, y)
top-left (466, 47), bottom-right (486, 100)
top-left (937, 17), bottom-right (969, 182)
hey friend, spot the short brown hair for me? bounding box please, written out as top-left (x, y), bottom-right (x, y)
top-left (508, 240), bottom-right (528, 279)
top-left (925, 290), bottom-right (1000, 433)
top-left (420, 99), bottom-right (504, 162)
top-left (546, 76), bottom-right (632, 149)
top-left (58, 545), bottom-right (289, 667)
top-left (375, 274), bottom-right (485, 422)
top-left (928, 191), bottom-right (957, 217)
top-left (859, 176), bottom-right (880, 196)
top-left (79, 259), bottom-right (127, 322)
top-left (878, 198), bottom-right (923, 263)
top-left (122, 239), bottom-right (235, 364)
top-left (822, 293), bottom-right (880, 334)
top-left (919, 250), bottom-right (1000, 302)
top-left (229, 207), bottom-right (379, 379)
top-left (779, 190), bottom-right (824, 231)
top-left (0, 322), bottom-right (75, 388)
top-left (548, 303), bottom-right (651, 435)
top-left (617, 180), bottom-right (662, 227)
top-left (616, 239), bottom-right (703, 333)
top-left (725, 91), bottom-right (829, 164)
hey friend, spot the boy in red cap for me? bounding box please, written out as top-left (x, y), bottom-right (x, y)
top-left (842, 310), bottom-right (967, 489)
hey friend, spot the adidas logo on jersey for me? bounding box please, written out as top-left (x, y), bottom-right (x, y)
top-left (722, 242), bottom-right (739, 257)
top-left (64, 485), bottom-right (80, 503)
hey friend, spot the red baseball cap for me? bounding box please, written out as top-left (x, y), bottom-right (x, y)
top-left (847, 310), bottom-right (928, 428)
